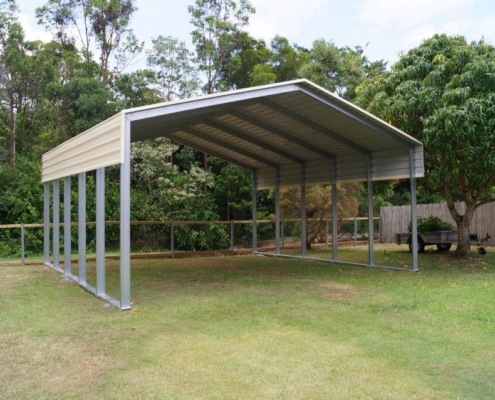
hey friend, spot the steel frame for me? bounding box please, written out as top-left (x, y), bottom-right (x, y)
top-left (41, 80), bottom-right (422, 310)
top-left (42, 119), bottom-right (133, 310)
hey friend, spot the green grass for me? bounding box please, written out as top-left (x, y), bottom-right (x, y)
top-left (1, 244), bottom-right (495, 399)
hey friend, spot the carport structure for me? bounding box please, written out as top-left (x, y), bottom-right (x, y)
top-left (42, 79), bottom-right (424, 309)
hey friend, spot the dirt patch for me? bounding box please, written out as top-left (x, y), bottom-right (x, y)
top-left (299, 279), bottom-right (359, 299)
top-left (343, 270), bottom-right (365, 276)
top-left (316, 282), bottom-right (359, 299)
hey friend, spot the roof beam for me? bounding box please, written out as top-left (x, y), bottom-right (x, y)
top-left (227, 110), bottom-right (337, 161)
top-left (181, 127), bottom-right (280, 169)
top-left (164, 132), bottom-right (256, 172)
top-left (259, 99), bottom-right (371, 155)
top-left (296, 87), bottom-right (415, 149)
top-left (202, 119), bottom-right (305, 165)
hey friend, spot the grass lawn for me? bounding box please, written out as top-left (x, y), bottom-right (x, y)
top-left (1, 244), bottom-right (494, 399)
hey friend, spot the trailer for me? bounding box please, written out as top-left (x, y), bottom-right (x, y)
top-left (395, 231), bottom-right (490, 253)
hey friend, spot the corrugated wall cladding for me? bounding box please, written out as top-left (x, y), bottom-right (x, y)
top-left (257, 160), bottom-right (333, 189)
top-left (256, 147), bottom-right (424, 189)
top-left (380, 202), bottom-right (495, 246)
top-left (373, 146), bottom-right (424, 181)
top-left (42, 113), bottom-right (123, 182)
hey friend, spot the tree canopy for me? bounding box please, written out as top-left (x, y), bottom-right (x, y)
top-left (2, 1), bottom-right (495, 258)
top-left (357, 34), bottom-right (495, 256)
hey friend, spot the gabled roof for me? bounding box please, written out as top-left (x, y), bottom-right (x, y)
top-left (42, 79), bottom-right (423, 187)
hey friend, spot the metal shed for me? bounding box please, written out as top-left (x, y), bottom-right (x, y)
top-left (41, 79), bottom-right (424, 309)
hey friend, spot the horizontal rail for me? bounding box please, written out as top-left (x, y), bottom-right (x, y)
top-left (0, 217), bottom-right (380, 229)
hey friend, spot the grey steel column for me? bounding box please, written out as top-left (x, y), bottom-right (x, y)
top-left (96, 167), bottom-right (105, 295)
top-left (44, 182), bottom-right (50, 265)
top-left (230, 220), bottom-right (234, 250)
top-left (301, 163), bottom-right (307, 258)
top-left (53, 179), bottom-right (60, 268)
top-left (281, 219), bottom-right (285, 249)
top-left (332, 160), bottom-right (338, 262)
top-left (120, 117), bottom-right (132, 309)
top-left (64, 176), bottom-right (71, 275)
top-left (78, 172), bottom-right (87, 284)
top-left (252, 171), bottom-right (258, 252)
top-left (410, 149), bottom-right (419, 272)
top-left (21, 223), bottom-right (25, 266)
top-left (354, 218), bottom-right (357, 246)
top-left (325, 220), bottom-right (329, 249)
top-left (275, 167), bottom-right (281, 255)
top-left (171, 220), bottom-right (175, 259)
top-left (367, 156), bottom-right (375, 267)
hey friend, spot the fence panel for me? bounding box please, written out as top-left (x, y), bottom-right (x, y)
top-left (380, 202), bottom-right (495, 245)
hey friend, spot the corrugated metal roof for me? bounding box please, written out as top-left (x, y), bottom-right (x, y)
top-left (42, 79), bottom-right (423, 187)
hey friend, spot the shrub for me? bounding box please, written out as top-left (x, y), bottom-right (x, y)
top-left (409, 215), bottom-right (454, 232)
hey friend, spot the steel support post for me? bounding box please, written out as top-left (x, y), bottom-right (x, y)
top-left (21, 223), bottom-right (25, 266)
top-left (252, 171), bottom-right (258, 252)
top-left (410, 149), bottom-right (419, 272)
top-left (171, 220), bottom-right (175, 259)
top-left (301, 163), bottom-right (307, 258)
top-left (354, 218), bottom-right (357, 246)
top-left (275, 167), bottom-right (281, 255)
top-left (332, 160), bottom-right (338, 262)
top-left (96, 168), bottom-right (105, 295)
top-left (78, 173), bottom-right (87, 284)
top-left (367, 156), bottom-right (375, 267)
top-left (44, 182), bottom-right (50, 265)
top-left (53, 179), bottom-right (60, 268)
top-left (325, 220), bottom-right (329, 249)
top-left (281, 219), bottom-right (285, 249)
top-left (230, 220), bottom-right (234, 250)
top-left (64, 176), bottom-right (71, 275)
top-left (120, 117), bottom-right (132, 309)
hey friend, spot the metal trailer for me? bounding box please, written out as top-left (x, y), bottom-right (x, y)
top-left (395, 231), bottom-right (490, 253)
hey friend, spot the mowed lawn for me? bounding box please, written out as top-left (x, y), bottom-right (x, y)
top-left (1, 244), bottom-right (495, 399)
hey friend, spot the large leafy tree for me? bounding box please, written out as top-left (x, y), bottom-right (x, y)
top-left (188, 0), bottom-right (255, 94)
top-left (300, 40), bottom-right (383, 101)
top-left (0, 0), bottom-right (25, 167)
top-left (36, 0), bottom-right (137, 82)
top-left (357, 34), bottom-right (495, 257)
top-left (146, 36), bottom-right (199, 101)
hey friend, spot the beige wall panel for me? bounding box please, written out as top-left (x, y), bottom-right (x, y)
top-left (42, 113), bottom-right (123, 182)
top-left (257, 145), bottom-right (423, 189)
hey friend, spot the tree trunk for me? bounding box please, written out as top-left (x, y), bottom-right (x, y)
top-left (455, 218), bottom-right (472, 257)
top-left (8, 95), bottom-right (15, 168)
top-left (445, 185), bottom-right (476, 258)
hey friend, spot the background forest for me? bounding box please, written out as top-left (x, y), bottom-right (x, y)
top-left (2, 0), bottom-right (493, 257)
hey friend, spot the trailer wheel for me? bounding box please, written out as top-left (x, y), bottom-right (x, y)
top-left (436, 243), bottom-right (452, 251)
top-left (409, 236), bottom-right (425, 254)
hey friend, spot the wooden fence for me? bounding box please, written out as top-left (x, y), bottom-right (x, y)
top-left (380, 202), bottom-right (495, 245)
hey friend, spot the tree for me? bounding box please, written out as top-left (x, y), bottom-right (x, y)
top-left (57, 76), bottom-right (114, 135)
top-left (188, 0), bottom-right (255, 94)
top-left (113, 69), bottom-right (160, 109)
top-left (0, 0), bottom-right (24, 167)
top-left (218, 32), bottom-right (271, 89)
top-left (36, 0), bottom-right (137, 82)
top-left (299, 40), bottom-right (385, 101)
top-left (269, 35), bottom-right (309, 82)
top-left (146, 36), bottom-right (198, 101)
top-left (280, 183), bottom-right (360, 249)
top-left (357, 34), bottom-right (495, 257)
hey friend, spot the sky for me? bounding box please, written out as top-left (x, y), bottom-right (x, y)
top-left (15, 0), bottom-right (495, 69)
